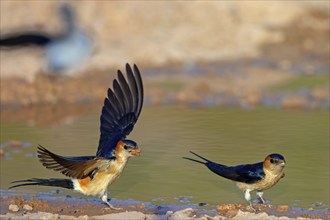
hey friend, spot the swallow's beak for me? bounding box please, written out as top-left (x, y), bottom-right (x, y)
top-left (131, 147), bottom-right (141, 156)
top-left (279, 161), bottom-right (285, 167)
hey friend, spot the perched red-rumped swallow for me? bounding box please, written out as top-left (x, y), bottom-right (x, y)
top-left (183, 151), bottom-right (285, 210)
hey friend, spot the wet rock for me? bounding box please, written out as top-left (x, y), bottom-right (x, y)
top-left (138, 203), bottom-right (146, 209)
top-left (38, 212), bottom-right (59, 220)
top-left (226, 209), bottom-right (239, 218)
top-left (169, 208), bottom-right (196, 219)
top-left (243, 89), bottom-right (262, 106)
top-left (216, 204), bottom-right (244, 218)
top-left (8, 204), bottom-right (19, 212)
top-left (60, 215), bottom-right (88, 220)
top-left (146, 214), bottom-right (168, 220)
top-left (283, 96), bottom-right (307, 108)
top-left (233, 210), bottom-right (267, 219)
top-left (276, 205), bottom-right (289, 212)
top-left (23, 204), bottom-right (33, 211)
top-left (311, 86), bottom-right (329, 101)
top-left (199, 214), bottom-right (213, 220)
top-left (204, 215), bottom-right (226, 220)
top-left (175, 195), bottom-right (193, 203)
top-left (166, 210), bottom-right (174, 216)
top-left (217, 203), bottom-right (237, 211)
top-left (232, 209), bottom-right (299, 219)
top-left (129, 202), bottom-right (146, 209)
top-left (312, 202), bottom-right (326, 207)
top-left (0, 213), bottom-right (88, 220)
top-left (93, 211), bottom-right (146, 220)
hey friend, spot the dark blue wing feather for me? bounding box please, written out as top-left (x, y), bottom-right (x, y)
top-left (96, 64), bottom-right (143, 158)
top-left (206, 161), bottom-right (265, 184)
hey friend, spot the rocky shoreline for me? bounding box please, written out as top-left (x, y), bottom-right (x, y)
top-left (0, 194), bottom-right (328, 220)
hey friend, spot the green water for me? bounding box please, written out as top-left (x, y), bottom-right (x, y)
top-left (1, 106), bottom-right (329, 208)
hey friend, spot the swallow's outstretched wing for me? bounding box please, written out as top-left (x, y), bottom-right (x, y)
top-left (96, 64), bottom-right (144, 158)
top-left (183, 151), bottom-right (265, 184)
top-left (37, 145), bottom-right (101, 179)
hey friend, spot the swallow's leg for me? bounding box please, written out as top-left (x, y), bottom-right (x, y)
top-left (256, 191), bottom-right (271, 207)
top-left (101, 192), bottom-right (121, 210)
top-left (245, 189), bottom-right (256, 212)
top-left (256, 191), bottom-right (266, 204)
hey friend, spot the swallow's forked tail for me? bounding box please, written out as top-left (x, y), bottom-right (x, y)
top-left (182, 151), bottom-right (211, 164)
top-left (9, 178), bottom-right (73, 190)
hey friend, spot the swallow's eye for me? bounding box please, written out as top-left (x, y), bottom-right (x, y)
top-left (124, 145), bottom-right (133, 151)
top-left (270, 159), bottom-right (275, 164)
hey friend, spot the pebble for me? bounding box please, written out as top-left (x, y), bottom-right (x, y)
top-left (8, 204), bottom-right (19, 212)
top-left (276, 205), bottom-right (289, 212)
top-left (23, 204), bottom-right (33, 211)
top-left (217, 203), bottom-right (237, 211)
top-left (169, 208), bottom-right (196, 219)
top-left (139, 203), bottom-right (146, 209)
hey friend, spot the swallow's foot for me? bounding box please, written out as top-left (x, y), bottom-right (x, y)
top-left (104, 202), bottom-right (122, 210)
top-left (248, 202), bottom-right (258, 212)
top-left (248, 205), bottom-right (257, 212)
top-left (104, 206), bottom-right (122, 211)
top-left (101, 194), bottom-right (122, 210)
top-left (261, 203), bottom-right (272, 208)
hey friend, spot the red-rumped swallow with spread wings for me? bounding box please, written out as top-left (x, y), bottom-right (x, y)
top-left (183, 151), bottom-right (285, 210)
top-left (10, 63), bottom-right (143, 209)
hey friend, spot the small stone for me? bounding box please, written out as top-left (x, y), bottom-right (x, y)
top-left (276, 205), bottom-right (289, 212)
top-left (9, 204), bottom-right (19, 212)
top-left (171, 208), bottom-right (195, 219)
top-left (217, 203), bottom-right (236, 211)
top-left (201, 215), bottom-right (214, 220)
top-left (226, 209), bottom-right (239, 218)
top-left (23, 204), bottom-right (33, 211)
top-left (283, 96), bottom-right (307, 108)
top-left (233, 210), bottom-right (269, 219)
top-left (166, 210), bottom-right (174, 216)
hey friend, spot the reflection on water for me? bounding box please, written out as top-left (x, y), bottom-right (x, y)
top-left (0, 106), bottom-right (329, 208)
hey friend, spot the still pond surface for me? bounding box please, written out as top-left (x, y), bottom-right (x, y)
top-left (1, 106), bottom-right (329, 208)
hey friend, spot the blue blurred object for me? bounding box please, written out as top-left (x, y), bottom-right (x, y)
top-left (0, 4), bottom-right (93, 73)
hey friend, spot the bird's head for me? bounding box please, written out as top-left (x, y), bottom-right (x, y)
top-left (116, 139), bottom-right (141, 158)
top-left (264, 153), bottom-right (286, 172)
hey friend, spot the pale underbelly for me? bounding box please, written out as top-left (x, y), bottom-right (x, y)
top-left (236, 173), bottom-right (283, 191)
top-left (72, 164), bottom-right (126, 197)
